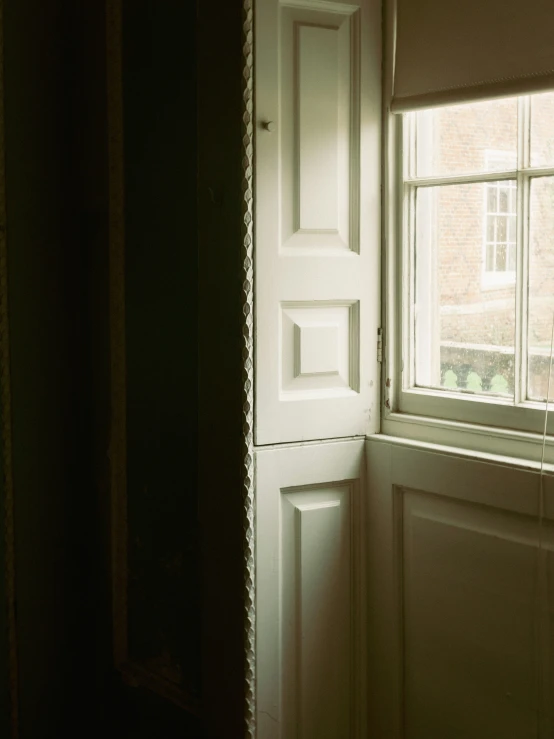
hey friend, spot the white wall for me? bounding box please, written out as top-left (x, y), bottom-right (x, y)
top-left (367, 436), bottom-right (554, 738)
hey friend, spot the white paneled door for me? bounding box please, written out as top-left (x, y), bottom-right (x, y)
top-left (254, 0), bottom-right (380, 735)
top-left (256, 440), bottom-right (367, 738)
top-left (366, 438), bottom-right (554, 738)
top-left (254, 0), bottom-right (380, 734)
top-left (255, 0), bottom-right (381, 446)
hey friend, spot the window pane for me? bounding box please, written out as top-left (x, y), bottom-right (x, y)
top-left (496, 243), bottom-right (507, 271)
top-left (415, 183), bottom-right (515, 397)
top-left (499, 189), bottom-right (508, 213)
top-left (487, 187), bottom-right (497, 212)
top-left (496, 216), bottom-right (507, 242)
top-left (507, 243), bottom-right (516, 272)
top-left (527, 177), bottom-right (554, 400)
top-left (486, 244), bottom-right (494, 271)
top-left (530, 92), bottom-right (554, 167)
top-left (509, 185), bottom-right (516, 211)
top-left (508, 214), bottom-right (516, 242)
top-left (415, 98), bottom-right (518, 178)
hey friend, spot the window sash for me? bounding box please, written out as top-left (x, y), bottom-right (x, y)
top-left (390, 96), bottom-right (554, 436)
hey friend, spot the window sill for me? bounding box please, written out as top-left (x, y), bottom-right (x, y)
top-left (380, 410), bottom-right (554, 469)
top-left (481, 271), bottom-right (516, 290)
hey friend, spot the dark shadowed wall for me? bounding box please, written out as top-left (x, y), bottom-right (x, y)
top-left (1, 0), bottom-right (100, 737)
top-left (0, 0), bottom-right (246, 735)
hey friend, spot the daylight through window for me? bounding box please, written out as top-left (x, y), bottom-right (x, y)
top-left (404, 93), bottom-right (554, 408)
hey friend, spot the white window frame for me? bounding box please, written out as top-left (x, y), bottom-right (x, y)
top-left (482, 150), bottom-right (517, 289)
top-left (381, 94), bottom-right (554, 464)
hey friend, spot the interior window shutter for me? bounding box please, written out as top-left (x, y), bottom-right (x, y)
top-left (255, 0), bottom-right (381, 446)
top-left (391, 0), bottom-right (554, 112)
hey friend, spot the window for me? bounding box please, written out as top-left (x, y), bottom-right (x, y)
top-left (391, 92), bottom-right (554, 436)
top-left (483, 152), bottom-right (517, 287)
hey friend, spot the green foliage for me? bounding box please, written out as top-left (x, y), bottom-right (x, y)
top-left (441, 367), bottom-right (510, 394)
top-left (466, 371), bottom-right (483, 391)
top-left (443, 369), bottom-right (458, 388)
top-left (490, 374), bottom-right (509, 393)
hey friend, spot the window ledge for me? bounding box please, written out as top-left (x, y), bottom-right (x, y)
top-left (481, 273), bottom-right (516, 290)
top-left (380, 411), bottom-right (554, 470)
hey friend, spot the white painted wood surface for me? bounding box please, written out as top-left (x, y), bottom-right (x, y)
top-left (255, 0), bottom-right (381, 445)
top-left (254, 0), bottom-right (379, 735)
top-left (256, 440), bottom-right (367, 737)
top-left (367, 437), bottom-right (554, 738)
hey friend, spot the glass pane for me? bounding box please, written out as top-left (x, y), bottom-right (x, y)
top-left (487, 187), bottom-right (497, 211)
top-left (509, 185), bottom-right (516, 211)
top-left (530, 92), bottom-right (554, 167)
top-left (496, 216), bottom-right (507, 242)
top-left (499, 189), bottom-right (508, 213)
top-left (416, 98), bottom-right (518, 178)
top-left (508, 214), bottom-right (516, 242)
top-left (496, 243), bottom-right (507, 271)
top-left (507, 243), bottom-right (516, 271)
top-left (486, 244), bottom-right (494, 271)
top-left (415, 183), bottom-right (516, 397)
top-left (528, 177), bottom-right (554, 400)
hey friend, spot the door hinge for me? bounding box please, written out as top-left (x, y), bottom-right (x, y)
top-left (377, 328), bottom-right (383, 363)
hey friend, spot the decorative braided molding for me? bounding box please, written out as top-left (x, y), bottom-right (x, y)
top-left (0, 0), bottom-right (18, 735)
top-left (241, 0), bottom-right (256, 735)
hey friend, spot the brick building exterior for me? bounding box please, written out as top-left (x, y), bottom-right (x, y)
top-left (415, 93), bottom-right (554, 399)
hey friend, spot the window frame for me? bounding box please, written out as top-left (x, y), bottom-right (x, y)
top-left (382, 94), bottom-right (554, 457)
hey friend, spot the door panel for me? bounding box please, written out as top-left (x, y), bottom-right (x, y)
top-left (367, 438), bottom-right (554, 738)
top-left (256, 440), bottom-right (367, 737)
top-left (255, 0), bottom-right (381, 445)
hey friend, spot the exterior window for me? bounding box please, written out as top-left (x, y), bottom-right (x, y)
top-left (396, 92), bottom-right (554, 434)
top-left (483, 153), bottom-right (517, 286)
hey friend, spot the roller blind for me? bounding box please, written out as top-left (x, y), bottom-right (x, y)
top-left (391, 0), bottom-right (554, 112)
